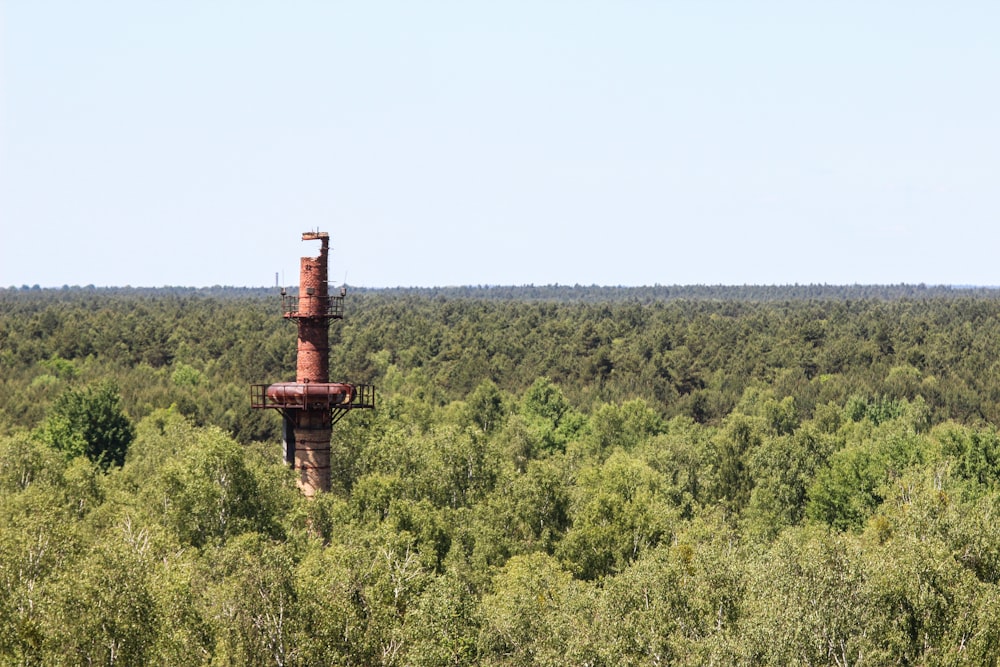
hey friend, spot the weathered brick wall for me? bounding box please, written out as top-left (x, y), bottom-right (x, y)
top-left (292, 411), bottom-right (332, 497)
top-left (296, 242), bottom-right (330, 383)
top-left (296, 322), bottom-right (329, 383)
top-left (298, 250), bottom-right (328, 314)
top-left (294, 236), bottom-right (333, 495)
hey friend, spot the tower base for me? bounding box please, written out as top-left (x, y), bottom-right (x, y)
top-left (288, 410), bottom-right (332, 497)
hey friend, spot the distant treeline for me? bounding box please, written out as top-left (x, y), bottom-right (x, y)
top-left (5, 282), bottom-right (1000, 302)
top-left (352, 283), bottom-right (1000, 302)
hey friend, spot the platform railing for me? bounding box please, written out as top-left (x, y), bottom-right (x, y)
top-left (280, 294), bottom-right (344, 319)
top-left (250, 383), bottom-right (270, 409)
top-left (349, 383), bottom-right (376, 409)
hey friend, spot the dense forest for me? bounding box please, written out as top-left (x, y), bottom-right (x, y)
top-left (4, 284), bottom-right (1000, 664)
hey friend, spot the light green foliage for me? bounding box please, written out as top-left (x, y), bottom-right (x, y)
top-left (0, 485), bottom-right (81, 663)
top-left (498, 414), bottom-right (535, 473)
top-left (761, 395), bottom-right (799, 436)
top-left (806, 402), bottom-right (938, 530)
top-left (558, 450), bottom-right (676, 580)
top-left (595, 526), bottom-right (740, 665)
top-left (293, 542), bottom-right (367, 664)
top-left (291, 524), bottom-right (434, 665)
top-left (744, 425), bottom-right (840, 538)
top-left (862, 531), bottom-right (1000, 664)
top-left (464, 379), bottom-right (507, 434)
top-left (404, 570), bottom-right (479, 666)
top-left (936, 422), bottom-right (1000, 489)
top-left (61, 455), bottom-right (105, 518)
top-left (148, 547), bottom-right (213, 664)
top-left (203, 534), bottom-right (299, 666)
top-left (350, 422), bottom-right (500, 512)
top-left (475, 457), bottom-right (571, 563)
top-left (322, 526), bottom-right (432, 664)
top-left (37, 355), bottom-right (78, 381)
top-left (120, 405), bottom-right (196, 483)
top-left (739, 526), bottom-right (869, 665)
top-left (944, 492), bottom-right (1000, 585)
top-left (383, 498), bottom-right (454, 571)
top-left (477, 552), bottom-right (595, 666)
top-left (593, 511), bottom-right (746, 665)
top-left (584, 398), bottom-right (664, 457)
top-left (885, 363), bottom-right (923, 400)
top-left (45, 518), bottom-right (160, 666)
top-left (0, 433), bottom-right (66, 493)
top-left (638, 417), bottom-right (715, 516)
top-left (170, 362), bottom-right (205, 387)
top-left (147, 426), bottom-right (287, 548)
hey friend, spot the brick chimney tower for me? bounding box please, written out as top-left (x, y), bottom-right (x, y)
top-left (251, 232), bottom-right (374, 496)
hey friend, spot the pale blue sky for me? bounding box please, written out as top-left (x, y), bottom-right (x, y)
top-left (2, 1), bottom-right (998, 287)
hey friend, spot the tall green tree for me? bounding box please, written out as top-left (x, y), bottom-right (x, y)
top-left (36, 381), bottom-right (135, 470)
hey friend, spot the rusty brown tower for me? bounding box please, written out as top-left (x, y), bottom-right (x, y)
top-left (251, 231), bottom-right (374, 496)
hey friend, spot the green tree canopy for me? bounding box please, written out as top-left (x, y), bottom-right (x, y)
top-left (36, 381), bottom-right (135, 470)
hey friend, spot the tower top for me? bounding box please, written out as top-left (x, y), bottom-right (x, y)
top-left (302, 231), bottom-right (329, 242)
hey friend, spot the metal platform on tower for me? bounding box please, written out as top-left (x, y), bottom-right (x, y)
top-left (250, 382), bottom-right (376, 422)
